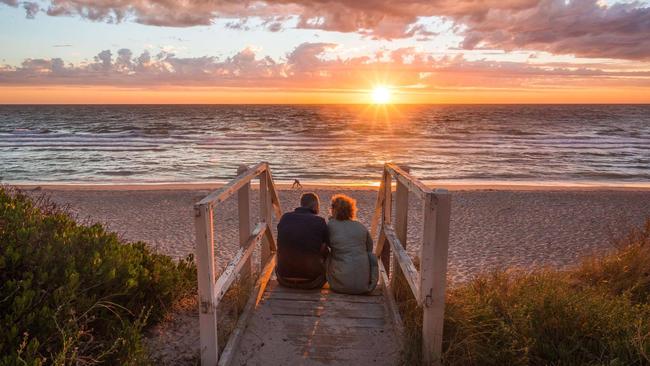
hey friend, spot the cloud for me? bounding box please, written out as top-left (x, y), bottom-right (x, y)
top-left (459, 0), bottom-right (650, 60)
top-left (1, 43), bottom-right (648, 91)
top-left (22, 1), bottom-right (38, 17)
top-left (5, 0), bottom-right (649, 60)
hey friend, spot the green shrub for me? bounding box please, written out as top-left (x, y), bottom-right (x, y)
top-left (399, 219), bottom-right (650, 366)
top-left (0, 187), bottom-right (196, 365)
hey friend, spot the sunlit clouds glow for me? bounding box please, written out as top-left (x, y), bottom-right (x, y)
top-left (0, 0), bottom-right (649, 103)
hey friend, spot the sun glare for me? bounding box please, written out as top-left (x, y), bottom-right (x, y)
top-left (371, 86), bottom-right (391, 104)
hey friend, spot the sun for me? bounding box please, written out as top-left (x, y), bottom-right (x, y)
top-left (371, 86), bottom-right (391, 104)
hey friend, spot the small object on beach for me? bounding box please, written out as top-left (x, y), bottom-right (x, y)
top-left (32, 186), bottom-right (42, 191)
top-left (291, 179), bottom-right (302, 189)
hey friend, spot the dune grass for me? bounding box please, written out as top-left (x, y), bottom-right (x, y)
top-left (0, 187), bottom-right (196, 365)
top-left (399, 219), bottom-right (650, 365)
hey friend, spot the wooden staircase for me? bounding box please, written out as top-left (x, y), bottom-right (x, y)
top-left (193, 162), bottom-right (450, 366)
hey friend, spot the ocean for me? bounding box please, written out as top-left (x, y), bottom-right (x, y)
top-left (1, 104), bottom-right (649, 186)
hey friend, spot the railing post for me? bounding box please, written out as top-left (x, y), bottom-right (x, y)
top-left (259, 168), bottom-right (272, 267)
top-left (420, 189), bottom-right (451, 366)
top-left (238, 165), bottom-right (252, 281)
top-left (194, 203), bottom-right (218, 365)
top-left (381, 167), bottom-right (392, 273)
top-left (392, 166), bottom-right (409, 291)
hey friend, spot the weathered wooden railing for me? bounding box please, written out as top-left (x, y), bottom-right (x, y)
top-left (194, 162), bottom-right (282, 366)
top-left (370, 163), bottom-right (451, 366)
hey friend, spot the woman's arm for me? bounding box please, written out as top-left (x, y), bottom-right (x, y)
top-left (365, 230), bottom-right (373, 252)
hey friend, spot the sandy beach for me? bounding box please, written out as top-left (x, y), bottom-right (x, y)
top-left (24, 184), bottom-right (650, 282)
top-left (22, 184), bottom-right (650, 364)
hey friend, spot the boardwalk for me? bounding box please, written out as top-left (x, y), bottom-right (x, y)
top-left (194, 163), bottom-right (450, 366)
top-left (232, 280), bottom-right (400, 365)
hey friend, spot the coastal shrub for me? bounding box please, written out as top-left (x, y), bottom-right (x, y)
top-left (0, 187), bottom-right (196, 365)
top-left (399, 219), bottom-right (650, 365)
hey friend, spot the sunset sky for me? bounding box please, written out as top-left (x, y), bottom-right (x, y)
top-left (1, 0), bottom-right (649, 103)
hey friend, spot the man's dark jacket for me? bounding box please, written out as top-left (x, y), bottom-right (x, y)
top-left (276, 207), bottom-right (329, 282)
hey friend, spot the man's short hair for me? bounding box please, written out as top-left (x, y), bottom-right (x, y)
top-left (300, 193), bottom-right (319, 210)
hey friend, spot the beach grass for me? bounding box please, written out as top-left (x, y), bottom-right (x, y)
top-left (398, 219), bottom-right (650, 365)
top-left (0, 186), bottom-right (196, 365)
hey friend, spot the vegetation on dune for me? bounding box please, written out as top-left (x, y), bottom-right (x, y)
top-left (400, 219), bottom-right (650, 365)
top-left (0, 187), bottom-right (196, 365)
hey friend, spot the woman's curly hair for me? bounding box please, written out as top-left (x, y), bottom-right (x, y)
top-left (330, 194), bottom-right (357, 221)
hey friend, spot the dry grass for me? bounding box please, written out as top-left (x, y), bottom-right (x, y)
top-left (398, 219), bottom-right (650, 366)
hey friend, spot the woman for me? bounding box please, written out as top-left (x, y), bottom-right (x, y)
top-left (326, 194), bottom-right (378, 295)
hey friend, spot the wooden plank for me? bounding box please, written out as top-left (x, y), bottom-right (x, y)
top-left (213, 223), bottom-right (266, 304)
top-left (194, 203), bottom-right (219, 365)
top-left (385, 225), bottom-right (421, 304)
top-left (374, 228), bottom-right (387, 258)
top-left (272, 314), bottom-right (387, 329)
top-left (385, 163), bottom-right (430, 200)
top-left (217, 254), bottom-right (276, 366)
top-left (381, 171), bottom-right (392, 272)
top-left (259, 170), bottom-right (272, 266)
top-left (265, 299), bottom-right (386, 319)
top-left (254, 254), bottom-right (277, 306)
top-left (264, 223), bottom-right (277, 252)
top-left (272, 326), bottom-right (386, 339)
top-left (267, 282), bottom-right (381, 297)
top-left (421, 189), bottom-right (451, 366)
top-left (264, 163), bottom-right (283, 219)
top-left (392, 168), bottom-right (410, 293)
top-left (197, 162), bottom-right (266, 205)
top-left (238, 165), bottom-right (252, 281)
top-left (378, 260), bottom-right (404, 335)
top-left (263, 293), bottom-right (383, 304)
top-left (370, 168), bottom-right (386, 239)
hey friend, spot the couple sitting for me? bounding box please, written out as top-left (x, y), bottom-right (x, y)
top-left (276, 193), bottom-right (378, 294)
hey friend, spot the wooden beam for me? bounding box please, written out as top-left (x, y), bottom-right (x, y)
top-left (213, 223), bottom-right (266, 304)
top-left (264, 163), bottom-right (283, 219)
top-left (197, 162), bottom-right (266, 206)
top-left (384, 225), bottom-right (421, 304)
top-left (194, 203), bottom-right (219, 365)
top-left (378, 260), bottom-right (404, 336)
top-left (421, 189), bottom-right (451, 366)
top-left (385, 163), bottom-right (430, 200)
top-left (264, 223), bottom-right (278, 253)
top-left (259, 170), bottom-right (272, 266)
top-left (374, 228), bottom-right (386, 258)
top-left (238, 165), bottom-right (252, 281)
top-left (218, 254), bottom-right (277, 366)
top-left (381, 170), bottom-right (392, 272)
top-left (392, 166), bottom-right (410, 293)
top-left (370, 168), bottom-right (387, 239)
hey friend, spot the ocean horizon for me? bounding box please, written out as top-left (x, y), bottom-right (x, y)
top-left (2, 104), bottom-right (649, 186)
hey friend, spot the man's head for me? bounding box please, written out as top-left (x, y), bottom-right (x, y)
top-left (300, 192), bottom-right (320, 214)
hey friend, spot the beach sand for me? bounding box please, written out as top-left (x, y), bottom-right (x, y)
top-left (23, 184), bottom-right (650, 364)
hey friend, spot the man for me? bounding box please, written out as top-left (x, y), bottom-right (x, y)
top-left (291, 178), bottom-right (302, 189)
top-left (276, 192), bottom-right (328, 289)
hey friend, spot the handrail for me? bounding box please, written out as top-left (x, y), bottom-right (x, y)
top-left (198, 162), bottom-right (268, 206)
top-left (385, 163), bottom-right (431, 199)
top-left (213, 223), bottom-right (267, 304)
top-left (370, 170), bottom-right (387, 239)
top-left (383, 225), bottom-right (421, 304)
top-left (372, 162), bottom-right (451, 366)
top-left (217, 253), bottom-right (276, 366)
top-left (194, 162), bottom-right (283, 366)
top-left (265, 166), bottom-right (283, 219)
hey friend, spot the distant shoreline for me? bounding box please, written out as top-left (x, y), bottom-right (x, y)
top-left (13, 181), bottom-right (650, 192)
